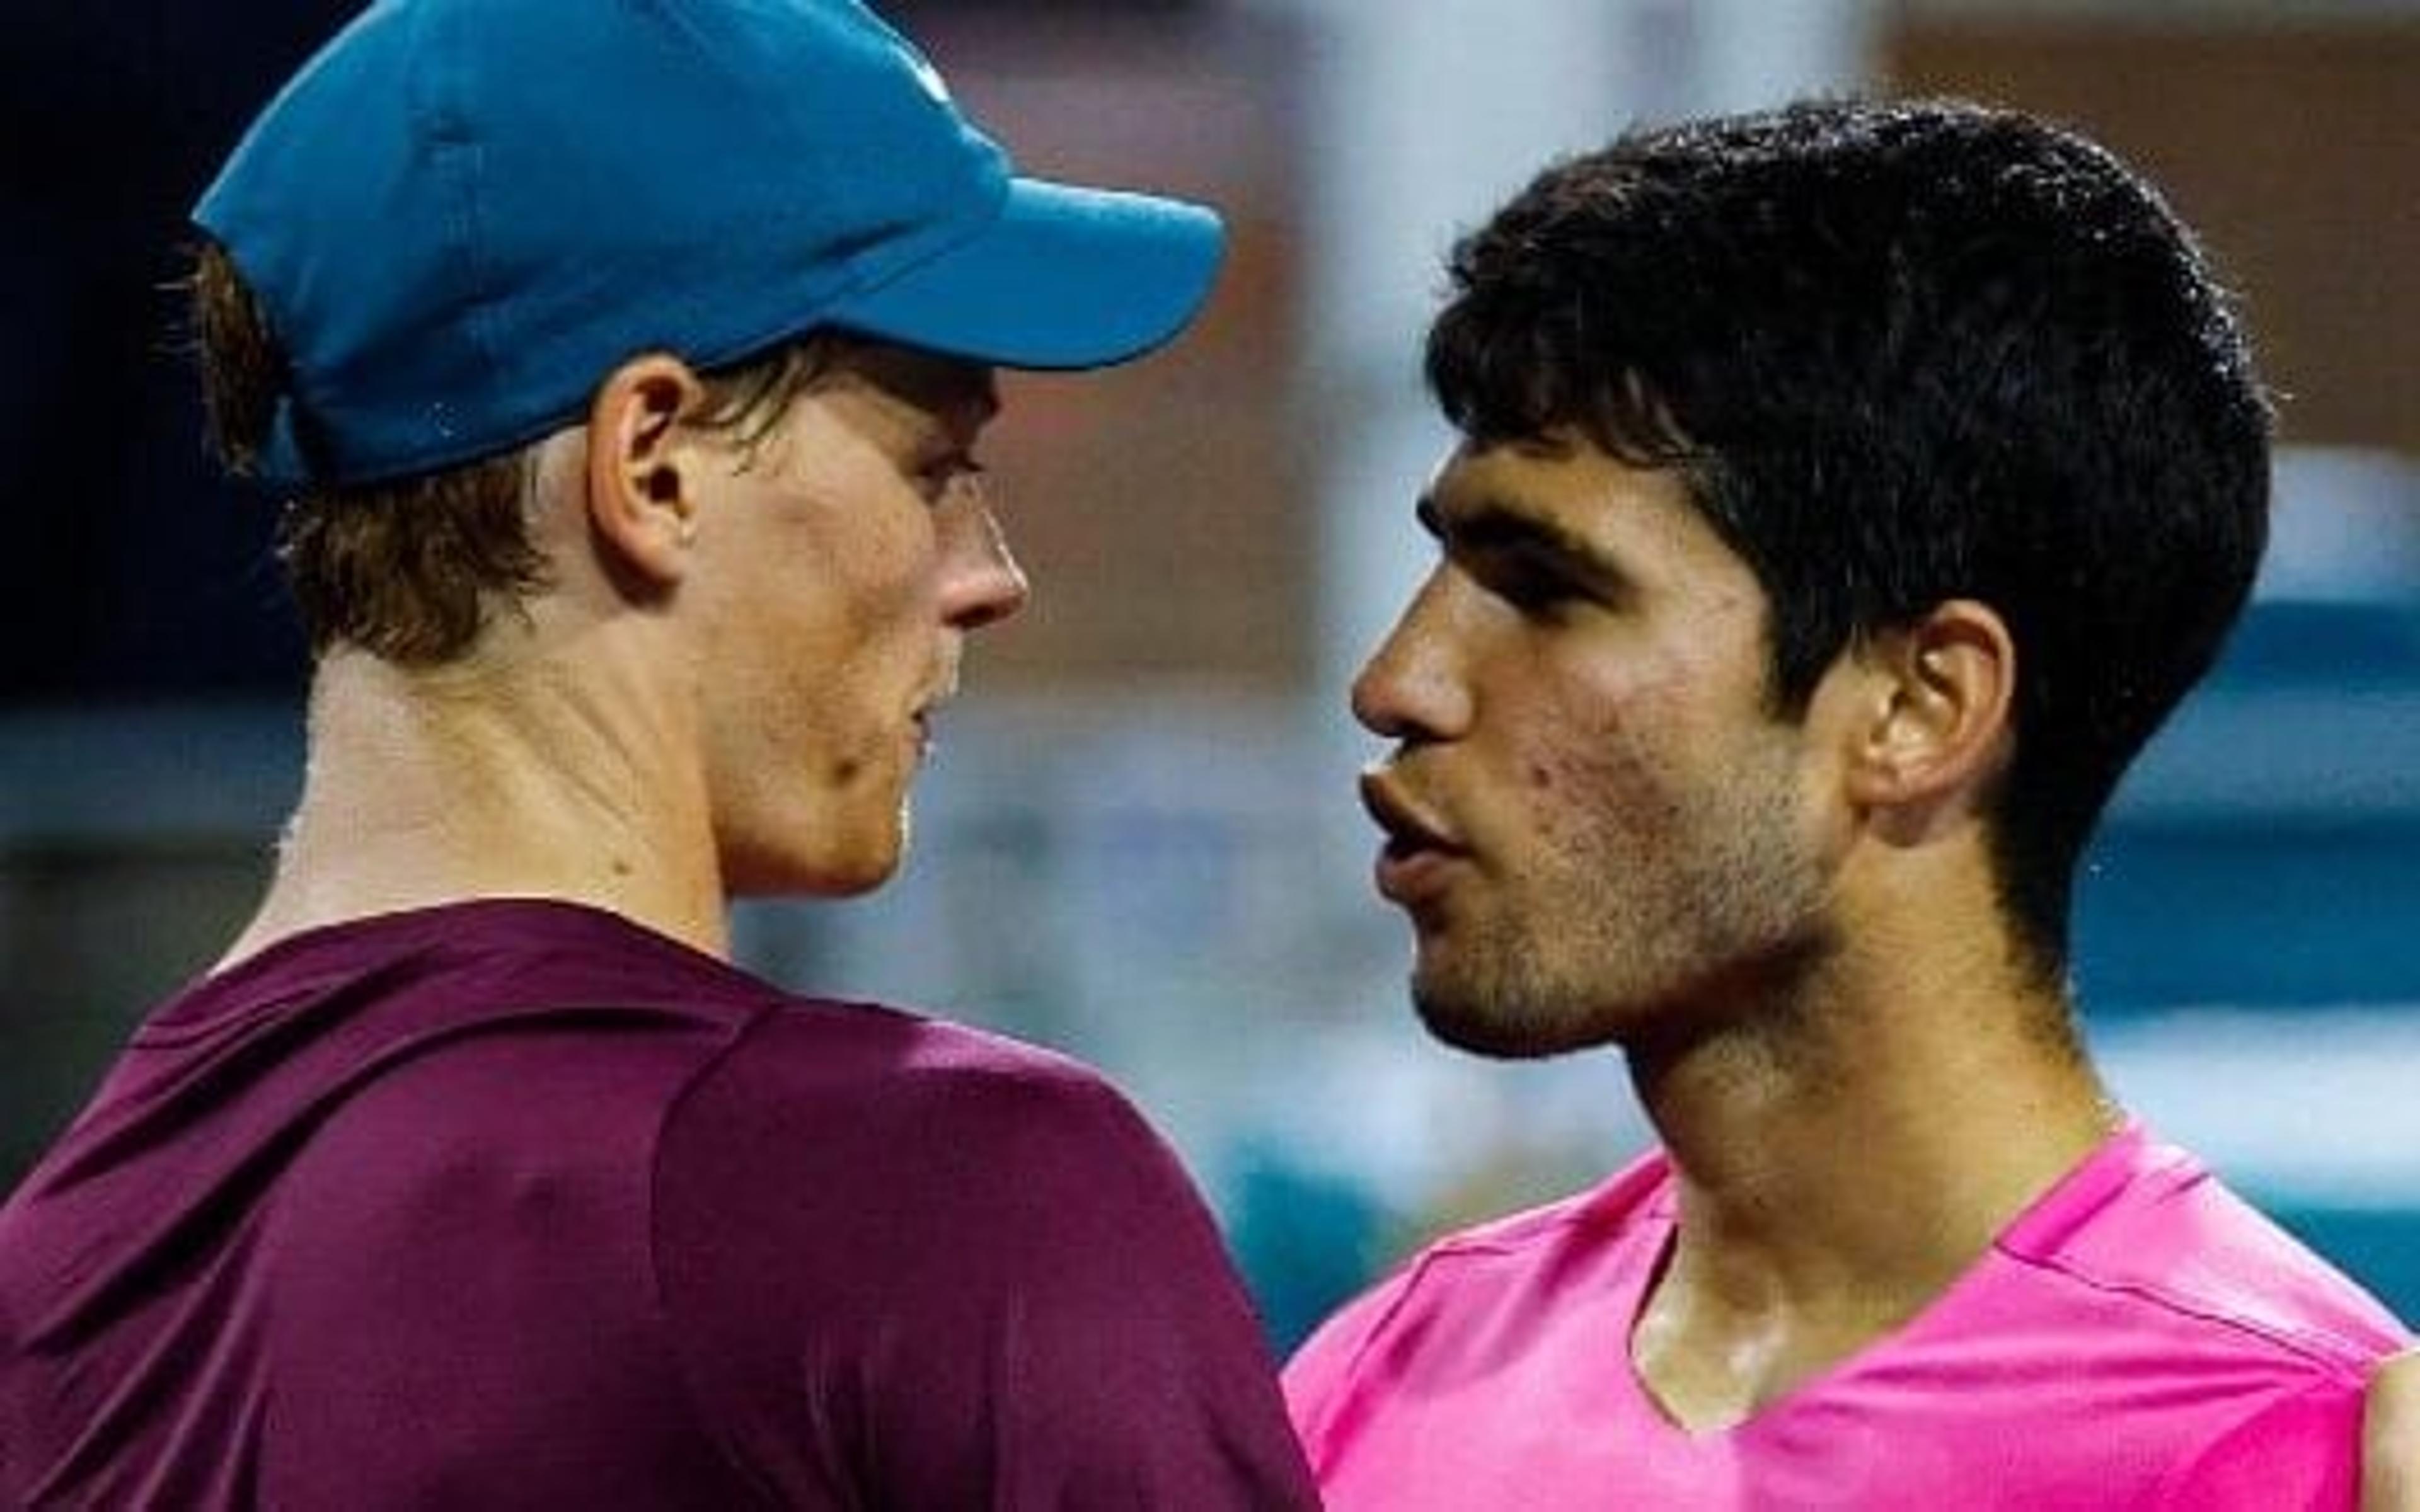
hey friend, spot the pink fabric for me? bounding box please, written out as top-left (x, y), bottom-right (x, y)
top-left (1286, 1124), bottom-right (2408, 1510)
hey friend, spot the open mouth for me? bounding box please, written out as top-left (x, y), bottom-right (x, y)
top-left (1361, 771), bottom-right (1466, 903)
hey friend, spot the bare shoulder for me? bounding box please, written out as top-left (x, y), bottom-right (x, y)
top-left (2367, 1349), bottom-right (2420, 1512)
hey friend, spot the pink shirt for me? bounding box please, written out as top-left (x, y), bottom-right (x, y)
top-left (1286, 1124), bottom-right (2407, 1510)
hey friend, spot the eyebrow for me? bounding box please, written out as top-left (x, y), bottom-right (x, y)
top-left (1418, 491), bottom-right (1623, 583)
top-left (900, 381), bottom-right (999, 467)
top-left (851, 347), bottom-right (1000, 438)
top-left (901, 370), bottom-right (997, 444)
top-left (952, 375), bottom-right (1001, 432)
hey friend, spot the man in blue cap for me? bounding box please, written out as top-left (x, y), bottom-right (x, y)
top-left (0, 1), bottom-right (1318, 1505)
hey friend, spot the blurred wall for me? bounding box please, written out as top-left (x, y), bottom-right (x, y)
top-left (1889, 9), bottom-right (2420, 454)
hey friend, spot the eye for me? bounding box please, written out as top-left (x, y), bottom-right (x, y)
top-left (1474, 552), bottom-right (1583, 614)
top-left (909, 450), bottom-right (984, 505)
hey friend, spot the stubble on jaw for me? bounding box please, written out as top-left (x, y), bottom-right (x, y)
top-left (1407, 730), bottom-right (1831, 1064)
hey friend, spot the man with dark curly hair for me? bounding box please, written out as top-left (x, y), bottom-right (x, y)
top-left (1287, 97), bottom-right (2409, 1508)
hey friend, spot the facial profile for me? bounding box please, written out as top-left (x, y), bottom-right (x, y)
top-left (677, 341), bottom-right (1026, 899)
top-left (1354, 437), bottom-right (1838, 1058)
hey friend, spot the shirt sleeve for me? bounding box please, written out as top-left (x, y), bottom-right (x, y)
top-left (1282, 1269), bottom-right (1407, 1460)
top-left (651, 1011), bottom-right (1319, 1509)
top-left (2155, 1376), bottom-right (2366, 1511)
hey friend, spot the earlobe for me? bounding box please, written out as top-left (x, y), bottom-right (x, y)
top-left (1845, 600), bottom-right (2016, 820)
top-left (585, 354), bottom-right (707, 587)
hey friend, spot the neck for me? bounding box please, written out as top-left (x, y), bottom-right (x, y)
top-left (1639, 968), bottom-right (2112, 1300)
top-left (223, 640), bottom-right (729, 968)
top-left (1626, 843), bottom-right (2117, 1426)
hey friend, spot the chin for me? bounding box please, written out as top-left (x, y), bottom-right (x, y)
top-left (725, 863), bottom-right (892, 902)
top-left (1410, 976), bottom-right (1603, 1061)
top-left (724, 827), bottom-right (906, 900)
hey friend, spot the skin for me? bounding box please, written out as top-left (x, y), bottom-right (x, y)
top-left (1356, 435), bottom-right (1831, 1060)
top-left (682, 343), bottom-right (1022, 896)
top-left (220, 338), bottom-right (1026, 968)
top-left (2368, 1350), bottom-right (2420, 1511)
top-left (1353, 431), bottom-right (2118, 1430)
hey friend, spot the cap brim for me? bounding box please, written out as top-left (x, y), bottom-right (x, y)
top-left (826, 177), bottom-right (1224, 371)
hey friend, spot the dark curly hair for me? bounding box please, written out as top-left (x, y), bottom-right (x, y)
top-left (1427, 97), bottom-right (2272, 980)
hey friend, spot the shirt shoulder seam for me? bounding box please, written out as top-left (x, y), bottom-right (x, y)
top-left (1990, 1240), bottom-right (2387, 1382)
top-left (644, 999), bottom-right (795, 1506)
top-left (1318, 1196), bottom-right (1608, 1399)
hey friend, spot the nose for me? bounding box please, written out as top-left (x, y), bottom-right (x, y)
top-left (1350, 571), bottom-right (1472, 742)
top-left (936, 484), bottom-right (1030, 632)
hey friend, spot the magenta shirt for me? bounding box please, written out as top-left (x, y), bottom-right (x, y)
top-left (0, 900), bottom-right (1317, 1508)
top-left (1287, 1124), bottom-right (2408, 1509)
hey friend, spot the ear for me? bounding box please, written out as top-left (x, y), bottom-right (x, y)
top-left (584, 353), bottom-right (708, 587)
top-left (1841, 599), bottom-right (2017, 829)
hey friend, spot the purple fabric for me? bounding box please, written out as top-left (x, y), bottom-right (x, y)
top-left (0, 900), bottom-right (1317, 1508)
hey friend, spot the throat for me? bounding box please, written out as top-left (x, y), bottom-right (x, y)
top-left (1625, 1090), bottom-right (2121, 1435)
top-left (1627, 1239), bottom-right (1937, 1432)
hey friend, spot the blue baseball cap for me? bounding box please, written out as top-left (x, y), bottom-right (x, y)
top-left (195, 0), bottom-right (1226, 487)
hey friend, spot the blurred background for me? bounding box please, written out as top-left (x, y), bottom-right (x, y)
top-left (4, 0), bottom-right (2416, 1354)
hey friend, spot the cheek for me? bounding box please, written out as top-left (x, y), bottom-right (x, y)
top-left (756, 458), bottom-right (942, 620)
top-left (1514, 655), bottom-right (1698, 810)
top-left (746, 557), bottom-right (935, 707)
top-left (833, 519), bottom-right (945, 636)
top-left (1523, 729), bottom-right (1689, 861)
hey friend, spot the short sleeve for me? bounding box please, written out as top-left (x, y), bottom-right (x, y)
top-left (2155, 1377), bottom-right (2366, 1511)
top-left (650, 1010), bottom-right (1319, 1509)
top-left (1282, 1271), bottom-right (1407, 1457)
